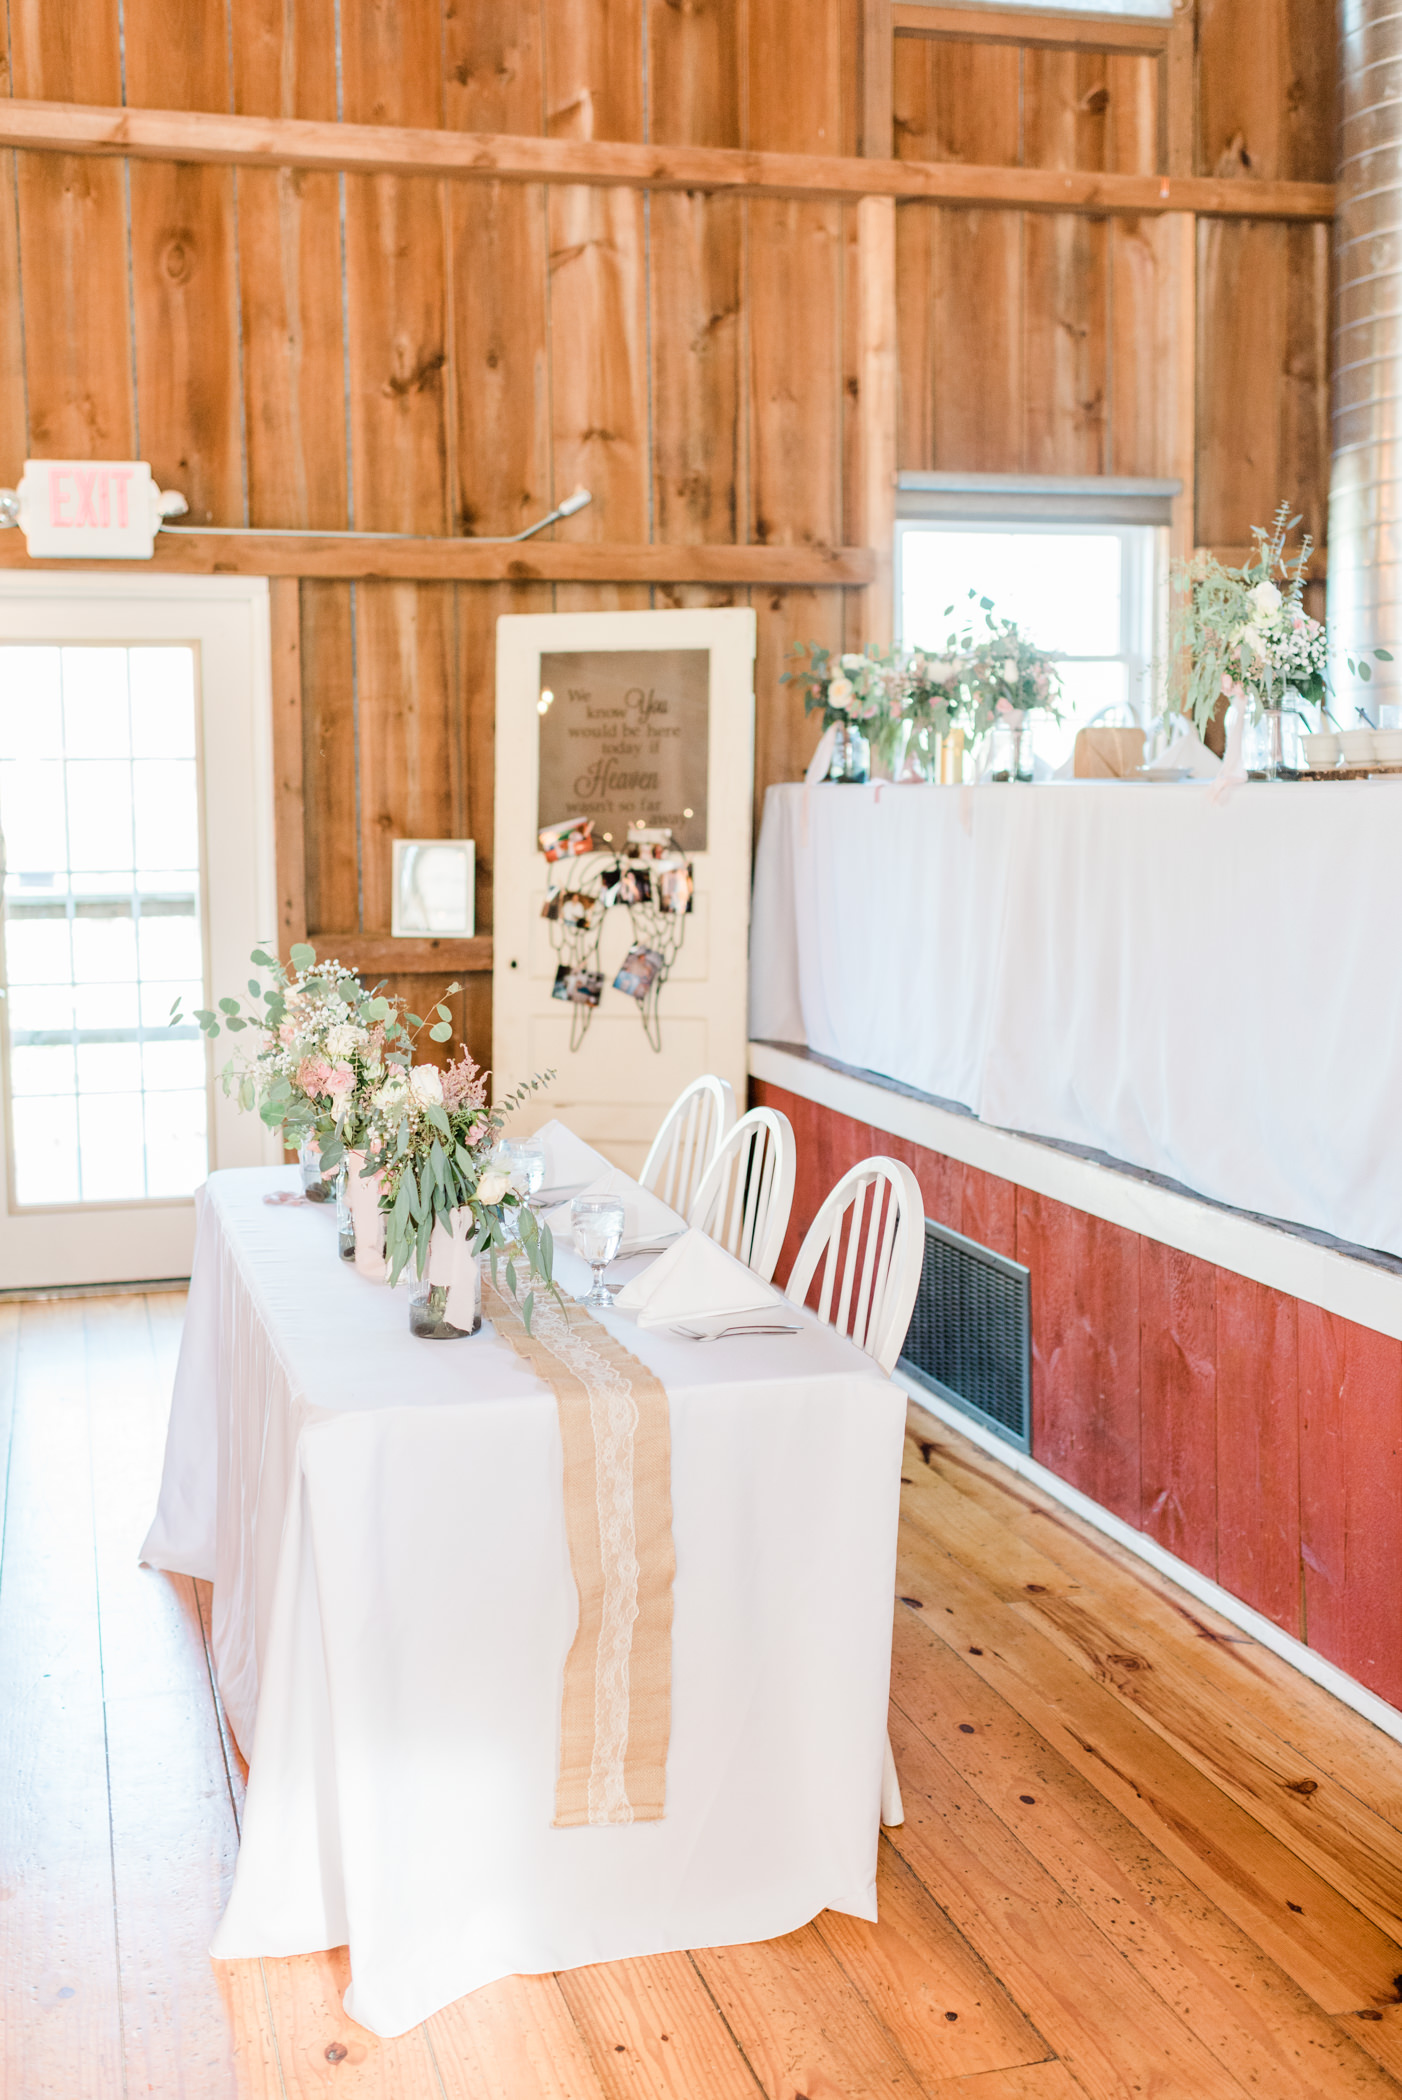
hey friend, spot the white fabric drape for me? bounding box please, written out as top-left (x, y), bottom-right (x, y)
top-left (750, 779), bottom-right (1402, 1257)
top-left (141, 1168), bottom-right (905, 2037)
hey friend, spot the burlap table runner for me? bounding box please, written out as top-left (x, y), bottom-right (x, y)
top-left (482, 1278), bottom-right (675, 1826)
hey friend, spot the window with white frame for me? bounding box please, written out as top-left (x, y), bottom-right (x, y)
top-left (895, 483), bottom-right (1169, 774)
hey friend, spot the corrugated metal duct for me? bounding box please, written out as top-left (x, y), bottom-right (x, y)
top-left (1332, 1), bottom-right (1402, 718)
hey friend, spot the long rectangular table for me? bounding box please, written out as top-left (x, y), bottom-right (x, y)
top-left (750, 779), bottom-right (1402, 1258)
top-left (141, 1167), bottom-right (905, 2037)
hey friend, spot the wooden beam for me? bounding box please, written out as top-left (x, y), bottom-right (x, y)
top-left (1165, 0), bottom-right (1196, 180)
top-left (267, 578), bottom-right (307, 953)
top-left (861, 0), bottom-right (895, 161)
top-left (0, 534), bottom-right (877, 586)
top-left (309, 934), bottom-right (493, 976)
top-left (0, 98), bottom-right (1334, 221)
top-left (891, 4), bottom-right (1171, 54)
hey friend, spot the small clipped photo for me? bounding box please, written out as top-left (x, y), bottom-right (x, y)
top-left (551, 963), bottom-right (604, 1007)
top-left (617, 864), bottom-right (652, 906)
top-left (597, 862), bottom-right (625, 906)
top-left (561, 891), bottom-right (604, 930)
top-left (613, 945), bottom-right (664, 1002)
top-left (539, 816), bottom-right (594, 863)
top-left (657, 864), bottom-right (693, 915)
top-left (540, 888), bottom-right (564, 921)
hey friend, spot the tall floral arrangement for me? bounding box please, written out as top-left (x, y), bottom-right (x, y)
top-left (785, 644), bottom-right (908, 743)
top-left (177, 939), bottom-right (459, 1154)
top-left (926, 590), bottom-right (1063, 738)
top-left (359, 1052), bottom-right (556, 1317)
top-left (1168, 505), bottom-right (1348, 737)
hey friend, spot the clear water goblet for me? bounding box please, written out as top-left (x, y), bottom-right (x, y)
top-left (501, 1135), bottom-right (547, 1207)
top-left (572, 1196), bottom-right (626, 1309)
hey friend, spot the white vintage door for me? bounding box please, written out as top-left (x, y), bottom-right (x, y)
top-left (493, 608), bottom-right (756, 1177)
top-left (0, 575), bottom-right (280, 1290)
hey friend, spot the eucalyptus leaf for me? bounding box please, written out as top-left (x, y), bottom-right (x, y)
top-left (218, 996), bottom-right (240, 1015)
top-left (289, 942), bottom-right (315, 969)
top-left (250, 948), bottom-right (274, 968)
top-left (406, 1013), bottom-right (423, 1029)
top-left (429, 1022), bottom-right (453, 1042)
top-left (436, 1004), bottom-right (452, 1021)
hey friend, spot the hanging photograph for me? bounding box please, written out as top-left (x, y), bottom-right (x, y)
top-left (537, 650), bottom-right (710, 852)
top-left (613, 946), bottom-right (664, 1001)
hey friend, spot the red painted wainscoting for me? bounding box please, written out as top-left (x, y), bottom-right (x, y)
top-left (754, 1078), bottom-right (1402, 1709)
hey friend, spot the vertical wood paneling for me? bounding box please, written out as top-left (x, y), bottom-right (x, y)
top-left (960, 1164), bottom-right (1016, 1262)
top-left (230, 0), bottom-right (347, 530)
top-left (8, 5), bottom-right (133, 466)
top-left (893, 40), bottom-right (1022, 474)
top-left (0, 151), bottom-right (25, 475)
top-left (1021, 54), bottom-right (1109, 478)
top-left (1198, 0), bottom-right (1337, 183)
top-left (1017, 1189), bottom-right (1141, 1525)
top-left (300, 582), bottom-right (360, 936)
top-left (445, 5), bottom-right (551, 538)
top-left (1215, 1274), bottom-right (1300, 1637)
top-left (747, 0), bottom-right (845, 560)
top-left (124, 1), bottom-right (245, 526)
top-left (454, 578), bottom-right (554, 949)
top-left (1299, 1307), bottom-right (1402, 1708)
top-left (353, 584), bottom-right (461, 935)
top-left (752, 585), bottom-right (845, 831)
top-left (268, 577), bottom-right (307, 950)
top-left (1139, 1242), bottom-right (1217, 1576)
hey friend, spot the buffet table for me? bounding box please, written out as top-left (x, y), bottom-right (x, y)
top-left (140, 1167), bottom-right (904, 2036)
top-left (750, 779), bottom-right (1402, 1258)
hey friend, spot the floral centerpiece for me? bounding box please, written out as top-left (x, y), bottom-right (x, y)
top-left (176, 941), bottom-right (558, 1331)
top-left (785, 644), bottom-right (910, 777)
top-left (945, 594), bottom-right (1064, 743)
top-left (1170, 505), bottom-right (1339, 737)
top-left (359, 1048), bottom-right (557, 1331)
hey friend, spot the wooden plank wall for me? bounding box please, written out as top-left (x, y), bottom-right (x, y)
top-left (0, 0), bottom-right (1337, 1063)
top-left (755, 1079), bottom-right (1402, 1714)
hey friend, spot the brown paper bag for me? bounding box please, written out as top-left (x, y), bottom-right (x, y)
top-left (1074, 726), bottom-right (1146, 779)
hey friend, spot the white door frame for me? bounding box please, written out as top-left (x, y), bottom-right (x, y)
top-left (0, 572), bottom-right (280, 1290)
top-left (493, 607), bottom-right (756, 1174)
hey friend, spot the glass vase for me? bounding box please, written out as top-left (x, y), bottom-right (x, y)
top-left (990, 722), bottom-right (1034, 782)
top-left (335, 1167), bottom-right (355, 1261)
top-left (409, 1258), bottom-right (483, 1339)
top-left (299, 1135), bottom-right (334, 1202)
top-left (825, 721), bottom-right (870, 784)
top-left (1244, 706), bottom-right (1299, 780)
top-left (899, 723), bottom-right (938, 782)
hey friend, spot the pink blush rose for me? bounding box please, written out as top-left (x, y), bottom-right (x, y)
top-left (297, 1056), bottom-right (333, 1096)
top-left (325, 1062), bottom-right (356, 1098)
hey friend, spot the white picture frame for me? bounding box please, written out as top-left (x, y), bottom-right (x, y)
top-left (391, 839), bottom-right (476, 938)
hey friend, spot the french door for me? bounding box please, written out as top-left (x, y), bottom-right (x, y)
top-left (0, 576), bottom-right (280, 1290)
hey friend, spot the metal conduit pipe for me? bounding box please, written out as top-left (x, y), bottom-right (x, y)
top-left (1331, 0), bottom-right (1402, 720)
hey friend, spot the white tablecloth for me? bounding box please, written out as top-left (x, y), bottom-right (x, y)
top-left (750, 779), bottom-right (1402, 1257)
top-left (141, 1168), bottom-right (904, 2036)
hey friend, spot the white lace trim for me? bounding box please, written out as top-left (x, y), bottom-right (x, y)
top-left (533, 1299), bottom-right (641, 1825)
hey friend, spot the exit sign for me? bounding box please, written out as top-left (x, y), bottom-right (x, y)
top-left (17, 460), bottom-right (162, 558)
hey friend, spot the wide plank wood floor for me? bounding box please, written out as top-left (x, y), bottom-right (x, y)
top-left (6, 1293), bottom-right (1402, 2099)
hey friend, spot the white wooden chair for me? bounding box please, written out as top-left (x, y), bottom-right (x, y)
top-left (687, 1106), bottom-right (795, 1283)
top-left (784, 1155), bottom-right (925, 1826)
top-left (640, 1075), bottom-right (737, 1218)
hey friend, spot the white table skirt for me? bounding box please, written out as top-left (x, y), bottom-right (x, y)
top-left (749, 778), bottom-right (1402, 1258)
top-left (141, 1168), bottom-right (905, 2036)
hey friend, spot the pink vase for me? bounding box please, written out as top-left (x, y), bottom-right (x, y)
top-left (345, 1149), bottom-right (387, 1282)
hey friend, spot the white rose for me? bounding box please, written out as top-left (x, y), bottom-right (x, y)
top-left (324, 1022), bottom-right (368, 1059)
top-left (474, 1169), bottom-right (510, 1206)
top-left (375, 1071), bottom-right (409, 1109)
top-left (1238, 624), bottom-right (1267, 661)
top-left (839, 652), bottom-right (865, 671)
top-left (827, 675), bottom-right (854, 713)
top-left (409, 1064), bottom-right (444, 1107)
top-left (1250, 580), bottom-right (1283, 618)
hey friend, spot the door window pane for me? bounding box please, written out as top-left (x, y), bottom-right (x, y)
top-left (0, 643), bottom-right (208, 1206)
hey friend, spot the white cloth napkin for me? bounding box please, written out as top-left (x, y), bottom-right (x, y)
top-left (614, 1227), bottom-right (787, 1331)
top-left (1158, 726), bottom-right (1223, 780)
top-left (805, 724), bottom-right (838, 785)
top-left (531, 1118), bottom-right (614, 1200)
top-left (542, 1167), bottom-right (685, 1252)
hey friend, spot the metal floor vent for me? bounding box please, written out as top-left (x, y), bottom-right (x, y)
top-left (898, 1219), bottom-right (1032, 1452)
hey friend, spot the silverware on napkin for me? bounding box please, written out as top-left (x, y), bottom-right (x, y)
top-left (671, 1322), bottom-right (802, 1341)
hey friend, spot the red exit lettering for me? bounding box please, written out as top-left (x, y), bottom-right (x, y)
top-left (48, 465), bottom-right (135, 529)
